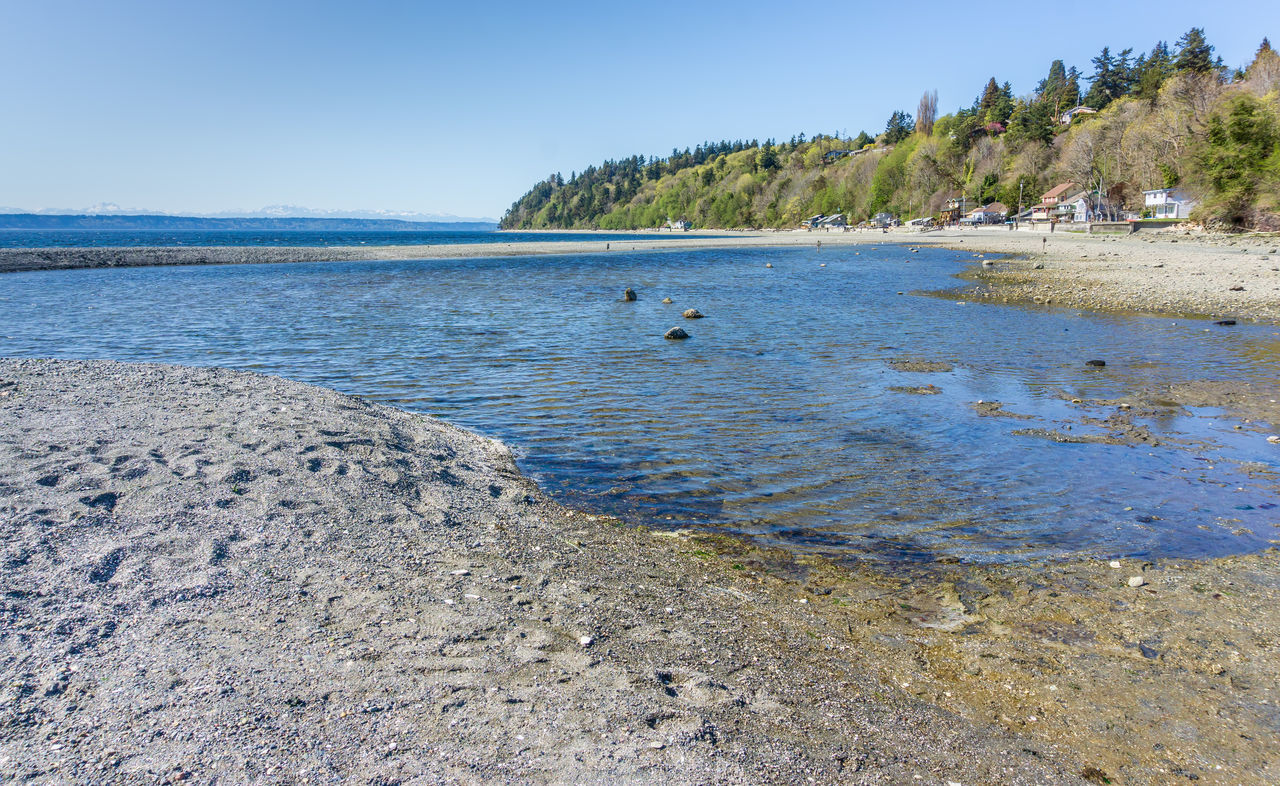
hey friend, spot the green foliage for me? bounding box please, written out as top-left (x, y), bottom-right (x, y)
top-left (883, 111), bottom-right (915, 144)
top-left (501, 26), bottom-right (1277, 231)
top-left (1193, 93), bottom-right (1280, 225)
top-left (1175, 27), bottom-right (1219, 75)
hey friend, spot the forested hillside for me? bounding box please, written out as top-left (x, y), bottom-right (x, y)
top-left (501, 30), bottom-right (1280, 231)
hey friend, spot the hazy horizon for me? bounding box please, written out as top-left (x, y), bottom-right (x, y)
top-left (2, 1), bottom-right (1274, 218)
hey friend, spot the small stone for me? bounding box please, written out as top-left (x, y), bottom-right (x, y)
top-left (765, 263), bottom-right (773, 268)
top-left (661, 297), bottom-right (673, 304)
top-left (1109, 560), bottom-right (1122, 569)
top-left (578, 635), bottom-right (594, 648)
top-left (682, 309), bottom-right (704, 319)
top-left (1229, 285), bottom-right (1245, 291)
top-left (1085, 359), bottom-right (1106, 367)
top-left (623, 288), bottom-right (637, 301)
top-left (663, 327), bottom-right (689, 340)
top-left (982, 260), bottom-right (995, 267)
top-left (1033, 263), bottom-right (1045, 269)
top-left (648, 741), bottom-right (665, 750)
top-left (1128, 576), bottom-right (1145, 587)
top-left (1214, 320), bottom-right (1237, 326)
top-left (450, 569), bottom-right (470, 576)
top-left (1267, 435), bottom-right (1280, 444)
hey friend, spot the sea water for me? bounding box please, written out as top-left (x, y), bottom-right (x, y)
top-left (2, 244), bottom-right (1277, 563)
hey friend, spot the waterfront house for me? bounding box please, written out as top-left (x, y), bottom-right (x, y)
top-left (1143, 188), bottom-right (1196, 219)
top-left (817, 213), bottom-right (847, 229)
top-left (665, 218), bottom-right (692, 231)
top-left (801, 214), bottom-right (825, 229)
top-left (870, 212), bottom-right (897, 228)
top-left (1031, 182), bottom-right (1082, 222)
top-left (1060, 105), bottom-right (1098, 124)
top-left (961, 202), bottom-right (1008, 225)
top-left (939, 192), bottom-right (971, 224)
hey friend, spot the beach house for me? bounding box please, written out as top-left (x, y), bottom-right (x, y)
top-left (960, 202), bottom-right (1008, 225)
top-left (1031, 183), bottom-right (1086, 222)
top-left (1143, 188), bottom-right (1196, 219)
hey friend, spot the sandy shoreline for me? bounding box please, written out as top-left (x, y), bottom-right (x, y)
top-left (3, 359), bottom-right (1278, 783)
top-left (5, 227), bottom-right (1280, 324)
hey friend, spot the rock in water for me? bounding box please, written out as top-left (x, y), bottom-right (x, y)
top-left (661, 297), bottom-right (673, 304)
top-left (664, 327), bottom-right (689, 340)
top-left (623, 288), bottom-right (637, 302)
top-left (682, 309), bottom-right (704, 319)
top-left (1214, 320), bottom-right (1237, 326)
top-left (1086, 359), bottom-right (1106, 367)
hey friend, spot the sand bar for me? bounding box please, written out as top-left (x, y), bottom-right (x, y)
top-left (5, 226), bottom-right (1280, 323)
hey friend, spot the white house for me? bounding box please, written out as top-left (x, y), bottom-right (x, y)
top-left (817, 213), bottom-right (847, 229)
top-left (1143, 188), bottom-right (1196, 219)
top-left (1060, 105), bottom-right (1098, 124)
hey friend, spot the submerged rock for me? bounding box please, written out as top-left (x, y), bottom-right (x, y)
top-left (1086, 359), bottom-right (1106, 367)
top-left (664, 327), bottom-right (689, 340)
top-left (623, 288), bottom-right (637, 301)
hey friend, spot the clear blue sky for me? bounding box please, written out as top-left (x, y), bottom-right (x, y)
top-left (1, 0), bottom-right (1274, 220)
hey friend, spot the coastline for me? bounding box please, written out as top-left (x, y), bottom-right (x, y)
top-left (5, 227), bottom-right (1280, 325)
top-left (2, 358), bottom-right (1278, 783)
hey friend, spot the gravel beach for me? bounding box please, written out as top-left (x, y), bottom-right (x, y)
top-left (0, 359), bottom-right (1088, 784)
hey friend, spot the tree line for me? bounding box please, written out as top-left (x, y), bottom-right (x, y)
top-left (500, 29), bottom-right (1280, 231)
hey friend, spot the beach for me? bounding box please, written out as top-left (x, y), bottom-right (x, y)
top-left (5, 227), bottom-right (1280, 324)
top-left (2, 359), bottom-right (1278, 784)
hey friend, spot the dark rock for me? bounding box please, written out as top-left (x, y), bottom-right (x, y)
top-left (682, 309), bottom-right (704, 319)
top-left (1086, 359), bottom-right (1106, 367)
top-left (623, 288), bottom-right (637, 301)
top-left (1214, 320), bottom-right (1237, 326)
top-left (1229, 286), bottom-right (1245, 291)
top-left (663, 327), bottom-right (689, 340)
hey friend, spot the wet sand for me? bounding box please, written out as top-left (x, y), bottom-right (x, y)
top-left (3, 359), bottom-right (1279, 784)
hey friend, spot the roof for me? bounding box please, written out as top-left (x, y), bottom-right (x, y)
top-left (1041, 182), bottom-right (1080, 200)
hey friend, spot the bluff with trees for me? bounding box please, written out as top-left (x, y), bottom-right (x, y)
top-left (501, 30), bottom-right (1280, 231)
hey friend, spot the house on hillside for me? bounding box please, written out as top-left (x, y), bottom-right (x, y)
top-left (1143, 188), bottom-right (1196, 219)
top-left (1031, 183), bottom-right (1084, 222)
top-left (823, 150), bottom-right (854, 163)
top-left (1060, 105), bottom-right (1098, 124)
top-left (801, 214), bottom-right (826, 229)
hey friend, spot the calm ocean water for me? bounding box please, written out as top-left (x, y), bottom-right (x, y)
top-left (2, 245), bottom-right (1277, 563)
top-left (0, 229), bottom-right (713, 249)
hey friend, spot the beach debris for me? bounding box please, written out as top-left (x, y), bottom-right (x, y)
top-left (1085, 359), bottom-right (1106, 367)
top-left (1267, 435), bottom-right (1280, 444)
top-left (450, 569), bottom-right (470, 576)
top-left (661, 297), bottom-right (673, 304)
top-left (623, 288), bottom-right (637, 301)
top-left (578, 635), bottom-right (594, 648)
top-left (1229, 286), bottom-right (1245, 291)
top-left (1214, 320), bottom-right (1237, 326)
top-left (682, 309), bottom-right (704, 319)
top-left (1128, 576), bottom-right (1146, 587)
top-left (663, 327), bottom-right (689, 340)
top-left (1109, 560), bottom-right (1122, 569)
top-left (982, 260), bottom-right (995, 267)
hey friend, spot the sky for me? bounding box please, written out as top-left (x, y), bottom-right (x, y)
top-left (1, 0), bottom-right (1275, 221)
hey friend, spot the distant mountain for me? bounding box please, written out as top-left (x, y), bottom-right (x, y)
top-left (0, 204), bottom-right (498, 224)
top-left (0, 213), bottom-right (498, 232)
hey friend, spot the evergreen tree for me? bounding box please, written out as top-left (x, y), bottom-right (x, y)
top-left (883, 110), bottom-right (915, 144)
top-left (1132, 41), bottom-right (1174, 102)
top-left (852, 130), bottom-right (874, 148)
top-left (1175, 27), bottom-right (1218, 74)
